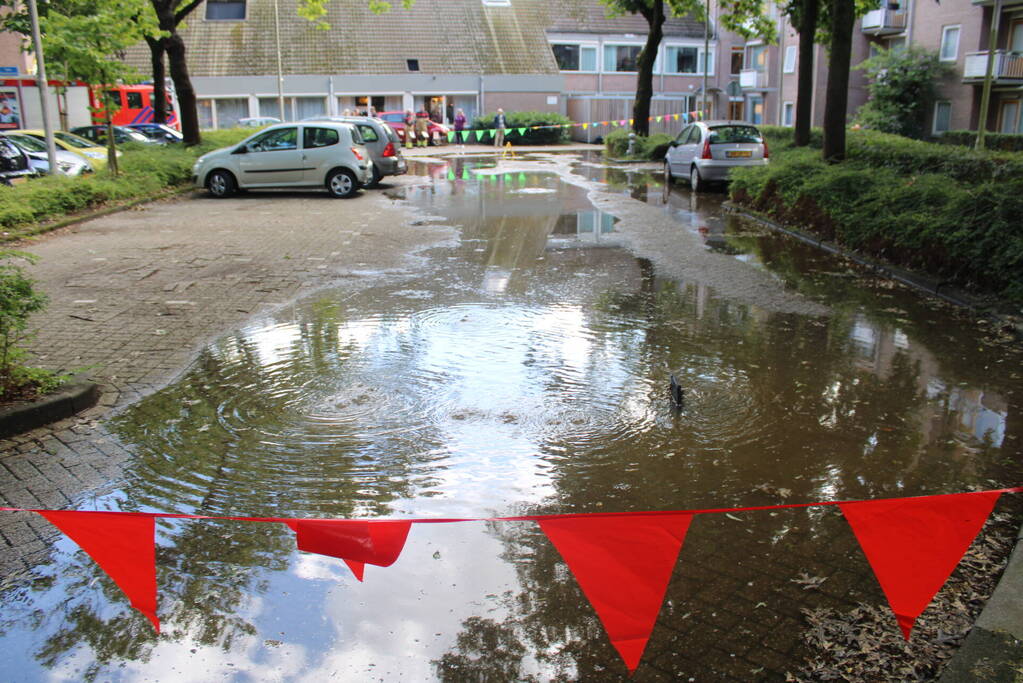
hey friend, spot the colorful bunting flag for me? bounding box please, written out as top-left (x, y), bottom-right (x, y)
top-left (517, 127), bottom-right (526, 136)
top-left (839, 491), bottom-right (1001, 639)
top-left (288, 519), bottom-right (412, 582)
top-left (447, 131), bottom-right (455, 142)
top-left (36, 510), bottom-right (159, 632)
top-left (656, 116), bottom-right (662, 123)
top-left (673, 114), bottom-right (680, 121)
top-left (538, 513), bottom-right (694, 673)
top-left (582, 123), bottom-right (588, 130)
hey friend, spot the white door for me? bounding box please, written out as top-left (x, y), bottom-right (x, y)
top-left (237, 126), bottom-right (303, 186)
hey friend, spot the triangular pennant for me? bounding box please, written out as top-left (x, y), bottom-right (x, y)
top-left (600, 121), bottom-right (608, 126)
top-left (839, 491), bottom-right (1001, 639)
top-left (446, 131), bottom-right (454, 142)
top-left (288, 519), bottom-right (412, 582)
top-left (655, 116), bottom-right (662, 122)
top-left (37, 510), bottom-right (159, 632)
top-left (446, 170), bottom-right (455, 180)
top-left (629, 118), bottom-right (634, 125)
top-left (517, 127), bottom-right (526, 135)
top-left (582, 122), bottom-right (588, 130)
top-left (475, 129), bottom-right (483, 141)
top-left (538, 513), bottom-right (693, 673)
top-left (611, 120), bottom-right (618, 127)
top-left (673, 114), bottom-right (679, 121)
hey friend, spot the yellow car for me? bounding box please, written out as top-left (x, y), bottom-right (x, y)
top-left (13, 129), bottom-right (118, 171)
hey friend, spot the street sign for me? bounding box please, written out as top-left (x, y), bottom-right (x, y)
top-left (0, 67), bottom-right (18, 75)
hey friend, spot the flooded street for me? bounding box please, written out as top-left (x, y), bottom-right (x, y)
top-left (1, 153), bottom-right (1021, 681)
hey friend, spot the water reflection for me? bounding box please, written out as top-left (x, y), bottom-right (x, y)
top-left (1, 161), bottom-right (1020, 681)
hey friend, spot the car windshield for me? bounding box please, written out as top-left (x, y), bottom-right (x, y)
top-left (122, 129), bottom-right (151, 142)
top-left (4, 134), bottom-right (46, 152)
top-left (707, 126), bottom-right (763, 144)
top-left (54, 131), bottom-right (98, 148)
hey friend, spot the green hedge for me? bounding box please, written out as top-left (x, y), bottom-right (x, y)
top-left (603, 130), bottom-right (675, 160)
top-left (0, 129), bottom-right (252, 239)
top-left (729, 141), bottom-right (1023, 302)
top-left (937, 130), bottom-right (1023, 153)
top-left (471, 111), bottom-right (571, 145)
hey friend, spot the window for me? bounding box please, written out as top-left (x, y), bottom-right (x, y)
top-left (939, 26), bottom-right (960, 62)
top-left (206, 0), bottom-right (245, 20)
top-left (407, 59), bottom-right (420, 72)
top-left (126, 91), bottom-right (144, 109)
top-left (999, 100), bottom-right (1021, 134)
top-left (746, 45), bottom-right (768, 71)
top-left (604, 45), bottom-right (642, 72)
top-left (105, 90), bottom-right (123, 108)
top-left (888, 37), bottom-right (906, 52)
top-left (730, 48), bottom-right (744, 75)
top-left (932, 101), bottom-right (951, 134)
top-left (783, 45), bottom-right (797, 74)
top-left (675, 124), bottom-right (693, 143)
top-left (749, 96), bottom-right (764, 124)
top-left (250, 127), bottom-right (297, 152)
top-left (783, 101), bottom-right (794, 126)
top-left (552, 44), bottom-right (597, 72)
top-left (665, 46), bottom-right (699, 73)
top-left (303, 127), bottom-right (339, 149)
top-left (356, 124), bottom-right (379, 142)
top-left (296, 96), bottom-right (326, 119)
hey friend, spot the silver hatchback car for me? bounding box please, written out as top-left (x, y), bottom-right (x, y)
top-left (665, 121), bottom-right (769, 192)
top-left (303, 116), bottom-right (406, 187)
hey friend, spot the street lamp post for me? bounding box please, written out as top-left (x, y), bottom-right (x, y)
top-left (26, 0), bottom-right (58, 175)
top-left (274, 0), bottom-right (285, 121)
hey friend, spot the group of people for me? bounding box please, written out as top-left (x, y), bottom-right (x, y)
top-left (401, 107), bottom-right (509, 148)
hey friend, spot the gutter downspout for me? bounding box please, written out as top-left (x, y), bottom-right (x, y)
top-left (702, 0), bottom-right (710, 117)
top-left (776, 12), bottom-right (786, 125)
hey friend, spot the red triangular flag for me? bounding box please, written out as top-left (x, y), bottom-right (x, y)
top-left (840, 491), bottom-right (1001, 639)
top-left (539, 513), bottom-right (693, 673)
top-left (288, 519), bottom-right (411, 582)
top-left (37, 510), bottom-right (159, 632)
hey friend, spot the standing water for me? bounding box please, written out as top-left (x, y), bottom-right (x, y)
top-left (1, 154), bottom-right (1020, 681)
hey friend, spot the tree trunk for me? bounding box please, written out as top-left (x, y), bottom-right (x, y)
top-left (632, 0), bottom-right (665, 137)
top-left (822, 0), bottom-right (855, 162)
top-left (793, 0), bottom-right (818, 147)
top-left (166, 31), bottom-right (200, 146)
top-left (105, 110), bottom-right (118, 176)
top-left (146, 36), bottom-right (168, 124)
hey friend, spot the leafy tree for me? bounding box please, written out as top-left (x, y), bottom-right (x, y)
top-left (854, 46), bottom-right (950, 139)
top-left (145, 0), bottom-right (206, 147)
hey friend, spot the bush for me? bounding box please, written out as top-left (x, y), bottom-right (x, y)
top-left (854, 47), bottom-right (950, 139)
top-left (937, 130), bottom-right (1023, 153)
top-left (471, 111), bottom-right (571, 145)
top-left (604, 129), bottom-right (675, 160)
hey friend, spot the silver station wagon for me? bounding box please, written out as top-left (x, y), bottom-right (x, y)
top-left (665, 121), bottom-right (769, 192)
top-left (192, 122), bottom-right (373, 199)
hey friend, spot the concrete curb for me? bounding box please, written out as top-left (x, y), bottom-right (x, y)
top-left (0, 381), bottom-right (101, 440)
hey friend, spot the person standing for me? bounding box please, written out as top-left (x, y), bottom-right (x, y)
top-left (403, 110), bottom-right (415, 148)
top-left (493, 108), bottom-right (507, 148)
top-left (414, 107), bottom-right (430, 147)
top-left (454, 108), bottom-right (467, 145)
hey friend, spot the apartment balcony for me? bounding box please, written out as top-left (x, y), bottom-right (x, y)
top-left (739, 69), bottom-right (768, 90)
top-left (860, 9), bottom-right (907, 36)
top-left (963, 50), bottom-right (1023, 82)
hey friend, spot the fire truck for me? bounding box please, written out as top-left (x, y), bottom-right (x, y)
top-left (88, 84), bottom-right (180, 130)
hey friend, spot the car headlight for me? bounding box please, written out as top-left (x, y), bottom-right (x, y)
top-left (57, 161), bottom-right (74, 173)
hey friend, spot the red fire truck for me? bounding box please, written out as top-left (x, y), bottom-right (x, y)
top-left (89, 84), bottom-right (180, 130)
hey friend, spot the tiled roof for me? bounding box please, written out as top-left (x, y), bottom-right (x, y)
top-left (122, 0), bottom-right (708, 77)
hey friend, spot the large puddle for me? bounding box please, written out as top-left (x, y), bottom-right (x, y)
top-left (2, 154), bottom-right (1021, 681)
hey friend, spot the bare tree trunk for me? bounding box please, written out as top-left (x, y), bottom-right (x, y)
top-left (822, 0), bottom-right (855, 162)
top-left (166, 32), bottom-right (200, 145)
top-left (146, 35), bottom-right (168, 124)
top-left (632, 0), bottom-right (665, 137)
top-left (793, 0), bottom-right (818, 147)
top-left (105, 110), bottom-right (119, 175)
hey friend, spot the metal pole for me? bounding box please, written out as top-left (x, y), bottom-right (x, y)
top-left (26, 0), bottom-right (57, 174)
top-left (776, 12), bottom-right (786, 125)
top-left (975, 0), bottom-right (1002, 151)
top-left (702, 0), bottom-right (709, 117)
top-left (274, 0), bottom-right (285, 121)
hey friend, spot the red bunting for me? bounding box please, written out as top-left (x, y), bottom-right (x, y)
top-left (538, 513), bottom-right (693, 672)
top-left (287, 519), bottom-right (412, 582)
top-left (839, 491), bottom-right (1001, 639)
top-left (36, 510), bottom-right (159, 632)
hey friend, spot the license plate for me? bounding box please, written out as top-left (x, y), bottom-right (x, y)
top-left (727, 150), bottom-right (752, 158)
top-left (9, 176), bottom-right (26, 185)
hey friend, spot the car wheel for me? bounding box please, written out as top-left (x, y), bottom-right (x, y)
top-left (664, 159), bottom-right (673, 184)
top-left (326, 168), bottom-right (358, 198)
top-left (364, 164), bottom-right (382, 189)
top-left (690, 165), bottom-right (703, 193)
top-left (206, 170), bottom-right (236, 198)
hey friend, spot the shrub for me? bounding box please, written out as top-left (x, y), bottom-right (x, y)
top-left (937, 130), bottom-right (1023, 153)
top-left (471, 111), bottom-right (571, 145)
top-left (854, 47), bottom-right (951, 139)
top-left (604, 129), bottom-right (675, 160)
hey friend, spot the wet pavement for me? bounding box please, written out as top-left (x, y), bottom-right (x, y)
top-left (1, 151), bottom-right (1021, 681)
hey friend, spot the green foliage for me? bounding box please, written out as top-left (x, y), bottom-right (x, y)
top-left (728, 137), bottom-right (1023, 302)
top-left (854, 47), bottom-right (951, 140)
top-left (604, 129), bottom-right (674, 160)
top-left (939, 130), bottom-right (1023, 153)
top-left (470, 111), bottom-right (572, 145)
top-left (297, 0), bottom-right (414, 28)
top-left (0, 250), bottom-right (51, 398)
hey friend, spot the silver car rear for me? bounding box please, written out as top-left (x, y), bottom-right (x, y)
top-left (665, 120), bottom-right (769, 191)
top-left (303, 116), bottom-right (406, 187)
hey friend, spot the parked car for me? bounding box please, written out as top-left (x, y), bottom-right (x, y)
top-left (0, 137), bottom-right (35, 185)
top-left (126, 123), bottom-right (184, 143)
top-left (238, 117), bottom-right (282, 128)
top-left (377, 111), bottom-right (449, 146)
top-left (664, 121), bottom-right (769, 192)
top-left (302, 116), bottom-right (405, 187)
top-left (70, 125), bottom-right (156, 145)
top-left (13, 129), bottom-right (115, 171)
top-left (192, 122), bottom-right (372, 198)
top-left (2, 133), bottom-right (93, 176)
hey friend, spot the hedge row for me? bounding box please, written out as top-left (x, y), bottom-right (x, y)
top-left (728, 142), bottom-right (1023, 303)
top-left (938, 130), bottom-right (1023, 153)
top-left (603, 129), bottom-right (675, 160)
top-left (0, 129), bottom-right (251, 239)
top-left (470, 111), bottom-right (572, 145)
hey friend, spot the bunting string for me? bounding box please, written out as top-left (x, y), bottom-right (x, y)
top-left (3, 486), bottom-right (1020, 673)
top-left (446, 109), bottom-right (706, 142)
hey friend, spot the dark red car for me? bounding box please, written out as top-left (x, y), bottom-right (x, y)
top-left (378, 111), bottom-right (450, 145)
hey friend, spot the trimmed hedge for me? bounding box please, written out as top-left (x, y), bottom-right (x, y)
top-left (604, 129), bottom-right (674, 160)
top-left (729, 137), bottom-right (1023, 303)
top-left (937, 130), bottom-right (1023, 153)
top-left (0, 129), bottom-right (252, 239)
top-left (470, 111), bottom-right (571, 145)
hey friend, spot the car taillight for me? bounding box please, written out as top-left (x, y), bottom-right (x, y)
top-left (382, 142), bottom-right (396, 157)
top-left (762, 139), bottom-right (769, 159)
top-left (701, 138), bottom-right (712, 160)
top-left (351, 147), bottom-right (363, 161)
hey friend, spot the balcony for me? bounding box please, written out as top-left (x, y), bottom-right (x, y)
top-left (963, 50), bottom-right (1023, 82)
top-left (860, 9), bottom-right (907, 36)
top-left (739, 69), bottom-right (768, 89)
